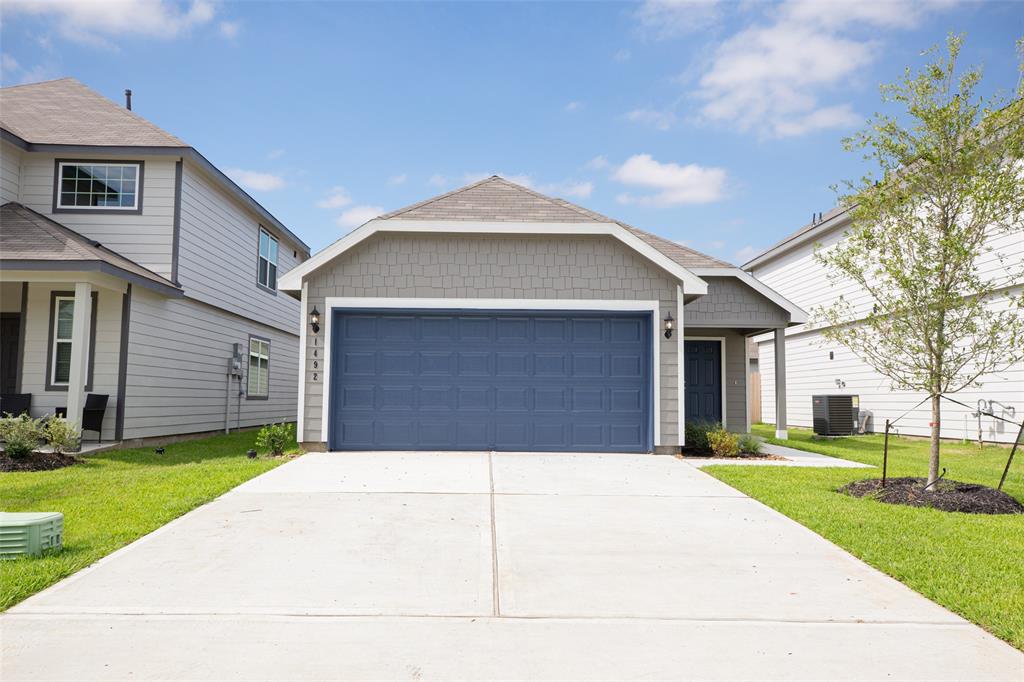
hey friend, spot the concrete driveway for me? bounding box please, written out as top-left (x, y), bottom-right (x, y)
top-left (2, 452), bottom-right (1021, 681)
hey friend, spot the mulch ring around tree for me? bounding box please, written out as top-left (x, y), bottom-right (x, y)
top-left (840, 477), bottom-right (1024, 515)
top-left (0, 452), bottom-right (80, 472)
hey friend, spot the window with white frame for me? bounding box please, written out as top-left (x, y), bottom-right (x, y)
top-left (257, 228), bottom-right (279, 291)
top-left (51, 296), bottom-right (76, 385)
top-left (56, 162), bottom-right (141, 210)
top-left (247, 337), bottom-right (270, 398)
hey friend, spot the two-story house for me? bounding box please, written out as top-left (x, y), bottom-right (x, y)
top-left (0, 77), bottom-right (309, 443)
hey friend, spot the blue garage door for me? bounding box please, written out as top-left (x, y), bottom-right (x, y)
top-left (328, 310), bottom-right (652, 452)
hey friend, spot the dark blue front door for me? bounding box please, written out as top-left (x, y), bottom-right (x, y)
top-left (329, 310), bottom-right (652, 452)
top-left (684, 340), bottom-right (722, 425)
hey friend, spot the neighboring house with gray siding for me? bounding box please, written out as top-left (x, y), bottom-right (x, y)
top-left (0, 77), bottom-right (308, 442)
top-left (281, 176), bottom-right (805, 453)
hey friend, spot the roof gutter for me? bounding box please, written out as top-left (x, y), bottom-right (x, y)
top-left (741, 207), bottom-right (852, 270)
top-left (0, 128), bottom-right (310, 256)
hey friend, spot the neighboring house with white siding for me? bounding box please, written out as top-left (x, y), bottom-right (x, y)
top-left (745, 207), bottom-right (1023, 444)
top-left (0, 77), bottom-right (309, 443)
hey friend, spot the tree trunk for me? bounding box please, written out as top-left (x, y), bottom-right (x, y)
top-left (928, 394), bottom-right (941, 486)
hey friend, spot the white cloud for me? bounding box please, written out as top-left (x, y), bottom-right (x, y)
top-left (1, 52), bottom-right (57, 85)
top-left (388, 173), bottom-right (407, 186)
top-left (692, 0), bottom-right (954, 137)
top-left (612, 154), bottom-right (727, 206)
top-left (734, 244), bottom-right (759, 262)
top-left (336, 205), bottom-right (383, 229)
top-left (539, 180), bottom-right (593, 198)
top-left (4, 0), bottom-right (217, 47)
top-left (316, 186), bottom-right (352, 209)
top-left (613, 48), bottom-right (632, 62)
top-left (634, 0), bottom-right (722, 41)
top-left (226, 168), bottom-right (285, 192)
top-left (267, 148), bottom-right (286, 160)
top-left (564, 101), bottom-right (582, 112)
top-left (219, 21), bottom-right (240, 39)
top-left (624, 108), bottom-right (677, 131)
top-left (428, 174), bottom-right (447, 188)
top-left (586, 155), bottom-right (610, 171)
top-left (1, 54), bottom-right (20, 73)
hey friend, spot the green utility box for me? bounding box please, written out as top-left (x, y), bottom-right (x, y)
top-left (0, 512), bottom-right (64, 559)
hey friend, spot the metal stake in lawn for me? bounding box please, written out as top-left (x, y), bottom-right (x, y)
top-left (882, 419), bottom-right (891, 488)
top-left (998, 419), bottom-right (1024, 491)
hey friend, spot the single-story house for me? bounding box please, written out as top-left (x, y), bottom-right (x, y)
top-left (280, 177), bottom-right (806, 453)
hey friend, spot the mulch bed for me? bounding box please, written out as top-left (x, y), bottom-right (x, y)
top-left (840, 477), bottom-right (1024, 515)
top-left (0, 452), bottom-right (80, 472)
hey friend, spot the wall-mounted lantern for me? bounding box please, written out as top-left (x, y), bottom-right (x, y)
top-left (310, 306), bottom-right (321, 335)
top-left (663, 312), bottom-right (674, 339)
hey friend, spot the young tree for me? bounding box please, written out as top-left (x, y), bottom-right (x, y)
top-left (816, 35), bottom-right (1024, 486)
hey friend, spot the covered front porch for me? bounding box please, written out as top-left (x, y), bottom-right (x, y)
top-left (0, 202), bottom-right (182, 446)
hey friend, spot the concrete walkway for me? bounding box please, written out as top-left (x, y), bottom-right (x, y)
top-left (2, 452), bottom-right (1020, 681)
top-left (685, 442), bottom-right (875, 468)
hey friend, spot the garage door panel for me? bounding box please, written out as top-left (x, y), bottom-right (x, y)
top-left (329, 310), bottom-right (651, 452)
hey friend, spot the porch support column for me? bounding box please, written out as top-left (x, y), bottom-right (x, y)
top-left (65, 281), bottom-right (93, 437)
top-left (774, 327), bottom-right (787, 439)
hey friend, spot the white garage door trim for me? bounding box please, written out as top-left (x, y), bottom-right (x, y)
top-left (321, 297), bottom-right (663, 447)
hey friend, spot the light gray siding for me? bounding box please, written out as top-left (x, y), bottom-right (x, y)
top-left (684, 276), bottom-right (788, 328)
top-left (18, 281), bottom-right (124, 439)
top-left (121, 287), bottom-right (298, 439)
top-left (1, 140), bottom-right (21, 203)
top-left (301, 233), bottom-right (681, 447)
top-left (176, 162), bottom-right (302, 334)
top-left (16, 153), bottom-right (178, 278)
top-left (684, 328), bottom-right (749, 434)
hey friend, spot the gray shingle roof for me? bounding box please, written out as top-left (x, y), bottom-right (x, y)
top-left (381, 176), bottom-right (733, 268)
top-left (0, 202), bottom-right (182, 294)
top-left (0, 77), bottom-right (186, 147)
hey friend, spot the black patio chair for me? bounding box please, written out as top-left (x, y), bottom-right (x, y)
top-left (0, 393), bottom-right (31, 417)
top-left (55, 394), bottom-right (109, 442)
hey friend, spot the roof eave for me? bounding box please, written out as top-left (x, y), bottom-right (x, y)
top-left (279, 218), bottom-right (709, 296)
top-left (741, 209), bottom-right (852, 270)
top-left (688, 266), bottom-right (808, 324)
top-left (0, 259), bottom-right (184, 297)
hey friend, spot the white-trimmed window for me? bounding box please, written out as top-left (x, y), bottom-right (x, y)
top-left (57, 162), bottom-right (141, 210)
top-left (257, 228), bottom-right (279, 291)
top-left (50, 297), bottom-right (75, 385)
top-left (247, 337), bottom-right (270, 398)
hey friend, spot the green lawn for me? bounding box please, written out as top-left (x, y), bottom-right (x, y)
top-left (705, 425), bottom-right (1024, 650)
top-left (1, 430), bottom-right (297, 611)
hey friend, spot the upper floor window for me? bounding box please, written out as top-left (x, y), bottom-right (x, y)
top-left (258, 227), bottom-right (279, 291)
top-left (55, 161), bottom-right (143, 212)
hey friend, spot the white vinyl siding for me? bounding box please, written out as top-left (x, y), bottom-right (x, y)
top-left (1, 140), bottom-right (22, 203)
top-left (176, 162), bottom-right (301, 333)
top-left (751, 217), bottom-right (1024, 444)
top-left (121, 289), bottom-right (297, 439)
top-left (50, 296), bottom-right (75, 385)
top-left (248, 337), bottom-right (270, 397)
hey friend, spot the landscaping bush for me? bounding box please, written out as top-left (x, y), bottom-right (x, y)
top-left (255, 422), bottom-right (295, 456)
top-left (707, 426), bottom-right (741, 457)
top-left (0, 416), bottom-right (44, 459)
top-left (738, 433), bottom-right (763, 455)
top-left (684, 420), bottom-right (720, 452)
top-left (43, 417), bottom-right (80, 455)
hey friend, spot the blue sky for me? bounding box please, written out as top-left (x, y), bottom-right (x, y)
top-left (2, 1), bottom-right (1021, 261)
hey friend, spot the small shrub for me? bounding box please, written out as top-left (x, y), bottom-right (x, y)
top-left (255, 422), bottom-right (295, 456)
top-left (684, 420), bottom-right (720, 452)
top-left (0, 416), bottom-right (44, 459)
top-left (707, 426), bottom-right (741, 457)
top-left (43, 417), bottom-right (80, 455)
top-left (738, 433), bottom-right (763, 455)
